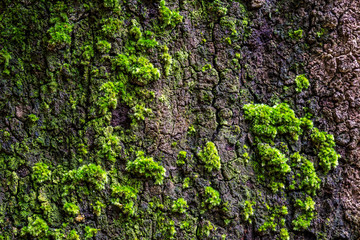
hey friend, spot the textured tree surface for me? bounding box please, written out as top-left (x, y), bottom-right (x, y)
top-left (0, 0), bottom-right (359, 239)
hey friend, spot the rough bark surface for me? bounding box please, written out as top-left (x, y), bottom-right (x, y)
top-left (0, 0), bottom-right (359, 239)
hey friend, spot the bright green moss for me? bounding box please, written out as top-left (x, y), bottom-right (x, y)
top-left (131, 104), bottom-right (153, 124)
top-left (32, 162), bottom-right (51, 183)
top-left (159, 0), bottom-right (183, 28)
top-left (63, 164), bottom-right (108, 190)
top-left (203, 186), bottom-right (221, 209)
top-left (63, 202), bottom-right (80, 216)
top-left (290, 152), bottom-right (321, 196)
top-left (97, 40), bottom-right (111, 53)
top-left (198, 142), bottom-right (221, 172)
top-left (161, 45), bottom-right (172, 76)
top-left (111, 184), bottom-right (138, 200)
top-left (66, 230), bottom-right (80, 240)
top-left (183, 177), bottom-right (191, 189)
top-left (311, 128), bottom-right (340, 173)
top-left (47, 21), bottom-right (73, 48)
top-left (97, 81), bottom-right (119, 115)
top-left (172, 198), bottom-right (189, 213)
top-left (101, 17), bottom-right (123, 38)
top-left (130, 25), bottom-right (142, 40)
top-left (279, 228), bottom-right (290, 240)
top-left (177, 151), bottom-right (187, 166)
top-left (28, 114), bottom-right (39, 122)
top-left (243, 200), bottom-right (255, 223)
top-left (289, 29), bottom-right (303, 40)
top-left (97, 126), bottom-right (121, 163)
top-left (295, 74), bottom-right (310, 92)
top-left (92, 201), bottom-right (106, 217)
top-left (21, 217), bottom-right (49, 238)
top-left (257, 143), bottom-right (290, 192)
top-left (112, 54), bottom-right (160, 86)
top-left (84, 226), bottom-right (99, 239)
top-left (0, 48), bottom-right (11, 74)
top-left (292, 196), bottom-right (315, 230)
top-left (197, 220), bottom-right (215, 237)
top-left (243, 103), bottom-right (302, 142)
top-left (126, 151), bottom-right (166, 185)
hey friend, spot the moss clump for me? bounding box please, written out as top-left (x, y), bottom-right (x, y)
top-left (279, 228), bottom-right (290, 240)
top-left (311, 128), bottom-right (340, 173)
top-left (172, 198), bottom-right (189, 213)
top-left (32, 162), bottom-right (51, 183)
top-left (47, 21), bottom-right (73, 48)
top-left (257, 143), bottom-right (291, 192)
top-left (243, 200), bottom-right (255, 223)
top-left (21, 217), bottom-right (49, 238)
top-left (97, 40), bottom-right (111, 53)
top-left (177, 151), bottom-right (187, 166)
top-left (159, 0), bottom-right (183, 28)
top-left (28, 114), bottom-right (39, 123)
top-left (63, 164), bottom-right (108, 190)
top-left (111, 184), bottom-right (138, 200)
top-left (63, 202), bottom-right (80, 216)
top-left (112, 54), bottom-right (160, 86)
top-left (243, 103), bottom-right (303, 142)
top-left (126, 151), bottom-right (166, 185)
top-left (92, 201), bottom-right (106, 217)
top-left (289, 29), bottom-right (303, 40)
top-left (0, 48), bottom-right (11, 74)
top-left (198, 142), bottom-right (221, 172)
top-left (290, 152), bottom-right (321, 196)
top-left (67, 230), bottom-right (80, 240)
top-left (292, 196), bottom-right (315, 230)
top-left (295, 74), bottom-right (310, 92)
top-left (197, 220), bottom-right (216, 237)
top-left (202, 186), bottom-right (221, 209)
top-left (84, 226), bottom-right (99, 239)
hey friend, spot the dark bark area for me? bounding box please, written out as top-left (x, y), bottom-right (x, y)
top-left (0, 0), bottom-right (359, 239)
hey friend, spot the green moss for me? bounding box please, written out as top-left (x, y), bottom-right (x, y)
top-left (63, 202), bottom-right (80, 216)
top-left (279, 228), bottom-right (290, 240)
top-left (47, 21), bottom-right (73, 48)
top-left (159, 0), bottom-right (183, 28)
top-left (183, 177), bottom-right (191, 189)
top-left (63, 164), bottom-right (108, 190)
top-left (257, 143), bottom-right (290, 192)
top-left (162, 45), bottom-right (172, 76)
top-left (84, 226), bottom-right (99, 239)
top-left (243, 200), bottom-right (255, 223)
top-left (111, 184), bottom-right (138, 200)
top-left (198, 142), bottom-right (221, 172)
top-left (97, 40), bottom-right (111, 53)
top-left (177, 151), bottom-right (187, 166)
top-left (290, 152), bottom-right (320, 196)
top-left (289, 29), bottom-right (303, 40)
top-left (126, 151), bottom-right (166, 185)
top-left (311, 128), bottom-right (340, 173)
top-left (92, 201), bottom-right (106, 217)
top-left (112, 54), bottom-right (160, 86)
top-left (32, 162), bottom-right (51, 183)
top-left (172, 198), bottom-right (188, 213)
top-left (197, 220), bottom-right (215, 237)
top-left (66, 229), bottom-right (80, 240)
top-left (28, 114), bottom-right (39, 123)
top-left (21, 217), bottom-right (49, 238)
top-left (243, 103), bottom-right (302, 142)
top-left (292, 196), bottom-right (315, 230)
top-left (101, 17), bottom-right (123, 38)
top-left (0, 48), bottom-right (11, 74)
top-left (202, 186), bottom-right (221, 209)
top-left (295, 74), bottom-right (310, 92)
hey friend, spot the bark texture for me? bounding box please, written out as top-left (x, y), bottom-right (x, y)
top-left (0, 0), bottom-right (359, 239)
